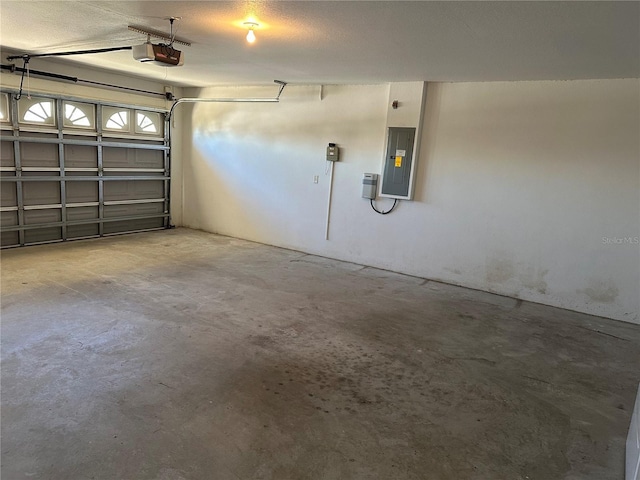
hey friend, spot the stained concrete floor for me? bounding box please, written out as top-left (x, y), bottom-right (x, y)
top-left (1, 228), bottom-right (639, 480)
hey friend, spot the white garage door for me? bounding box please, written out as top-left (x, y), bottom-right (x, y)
top-left (0, 91), bottom-right (170, 248)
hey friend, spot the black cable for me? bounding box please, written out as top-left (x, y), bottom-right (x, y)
top-left (6, 46), bottom-right (133, 61)
top-left (370, 198), bottom-right (398, 215)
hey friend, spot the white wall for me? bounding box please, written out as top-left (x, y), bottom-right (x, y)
top-left (184, 79), bottom-right (639, 324)
top-left (0, 57), bottom-right (184, 224)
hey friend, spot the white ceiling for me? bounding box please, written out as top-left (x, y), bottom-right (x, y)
top-left (1, 1), bottom-right (638, 87)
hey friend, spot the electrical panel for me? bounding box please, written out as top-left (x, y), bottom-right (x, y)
top-left (362, 173), bottom-right (378, 199)
top-left (380, 127), bottom-right (415, 199)
top-left (326, 143), bottom-right (339, 162)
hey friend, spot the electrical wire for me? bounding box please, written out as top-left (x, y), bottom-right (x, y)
top-left (370, 198), bottom-right (398, 215)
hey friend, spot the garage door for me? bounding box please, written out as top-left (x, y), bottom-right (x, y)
top-left (0, 91), bottom-right (170, 248)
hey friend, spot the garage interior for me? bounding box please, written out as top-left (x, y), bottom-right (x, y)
top-left (1, 2), bottom-right (639, 480)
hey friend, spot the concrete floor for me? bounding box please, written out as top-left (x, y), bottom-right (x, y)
top-left (1, 228), bottom-right (639, 480)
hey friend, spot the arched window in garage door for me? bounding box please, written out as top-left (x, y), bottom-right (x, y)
top-left (136, 112), bottom-right (157, 134)
top-left (63, 102), bottom-right (94, 128)
top-left (0, 93), bottom-right (9, 123)
top-left (104, 109), bottom-right (129, 131)
top-left (19, 98), bottom-right (55, 126)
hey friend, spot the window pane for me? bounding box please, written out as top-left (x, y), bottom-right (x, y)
top-left (102, 107), bottom-right (131, 133)
top-left (19, 97), bottom-right (56, 126)
top-left (134, 110), bottom-right (162, 136)
top-left (106, 112), bottom-right (128, 130)
top-left (63, 101), bottom-right (95, 129)
top-left (0, 94), bottom-right (9, 123)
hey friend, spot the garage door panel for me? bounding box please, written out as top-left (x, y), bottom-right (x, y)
top-left (103, 147), bottom-right (163, 170)
top-left (64, 135), bottom-right (97, 141)
top-left (104, 202), bottom-right (163, 218)
top-left (104, 217), bottom-right (164, 234)
top-left (1, 231), bottom-right (19, 247)
top-left (24, 208), bottom-right (61, 225)
top-left (1, 141), bottom-right (15, 167)
top-left (67, 182), bottom-right (98, 203)
top-left (104, 180), bottom-right (163, 201)
top-left (22, 182), bottom-right (61, 205)
top-left (67, 206), bottom-right (99, 221)
top-left (18, 132), bottom-right (58, 140)
top-left (1, 211), bottom-right (18, 227)
top-left (22, 170), bottom-right (60, 177)
top-left (106, 138), bottom-right (164, 146)
top-left (66, 171), bottom-right (98, 177)
top-left (67, 223), bottom-right (99, 239)
top-left (1, 183), bottom-right (17, 206)
top-left (21, 142), bottom-right (59, 168)
top-left (104, 171), bottom-right (164, 177)
top-left (24, 227), bottom-right (62, 244)
top-left (65, 144), bottom-right (97, 169)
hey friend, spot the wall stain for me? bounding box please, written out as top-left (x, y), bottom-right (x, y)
top-left (580, 278), bottom-right (619, 303)
top-left (520, 267), bottom-right (548, 295)
top-left (485, 256), bottom-right (515, 284)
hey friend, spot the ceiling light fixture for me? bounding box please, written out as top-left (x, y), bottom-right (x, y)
top-left (243, 22), bottom-right (258, 43)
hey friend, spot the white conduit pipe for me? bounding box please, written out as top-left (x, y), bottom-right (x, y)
top-left (325, 160), bottom-right (335, 240)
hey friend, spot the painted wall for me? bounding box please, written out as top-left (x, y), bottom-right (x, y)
top-left (184, 79), bottom-right (639, 324)
top-left (0, 57), bottom-right (184, 224)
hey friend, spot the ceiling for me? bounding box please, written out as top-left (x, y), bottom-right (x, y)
top-left (1, 1), bottom-right (638, 87)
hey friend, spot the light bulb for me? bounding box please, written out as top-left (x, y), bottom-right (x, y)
top-left (243, 21), bottom-right (258, 44)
